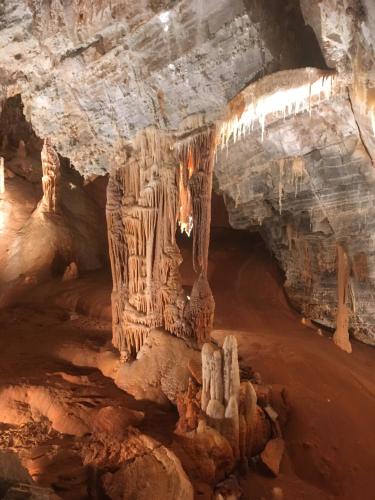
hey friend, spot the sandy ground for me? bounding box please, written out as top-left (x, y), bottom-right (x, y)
top-left (0, 228), bottom-right (374, 499)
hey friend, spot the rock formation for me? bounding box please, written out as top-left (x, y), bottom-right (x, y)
top-left (333, 244), bottom-right (352, 353)
top-left (107, 128), bottom-right (187, 359)
top-left (200, 336), bottom-right (270, 463)
top-left (1, 2), bottom-right (375, 499)
top-left (107, 125), bottom-right (216, 358)
top-left (0, 0), bottom-right (374, 346)
top-left (174, 335), bottom-right (281, 487)
top-left (40, 138), bottom-right (60, 213)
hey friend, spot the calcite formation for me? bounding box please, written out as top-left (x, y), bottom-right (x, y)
top-left (0, 0), bottom-right (375, 346)
top-left (201, 336), bottom-right (263, 462)
top-left (178, 127), bottom-right (216, 345)
top-left (40, 138), bottom-right (60, 213)
top-left (174, 335), bottom-right (278, 485)
top-left (107, 126), bottom-right (216, 358)
top-left (333, 244), bottom-right (352, 353)
top-left (215, 72), bottom-right (375, 346)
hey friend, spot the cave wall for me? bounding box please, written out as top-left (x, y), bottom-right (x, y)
top-left (215, 92), bottom-right (375, 344)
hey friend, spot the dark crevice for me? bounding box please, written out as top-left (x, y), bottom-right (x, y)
top-left (243, 0), bottom-right (329, 76)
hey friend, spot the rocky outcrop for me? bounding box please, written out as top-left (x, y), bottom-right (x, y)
top-left (214, 76), bottom-right (375, 345)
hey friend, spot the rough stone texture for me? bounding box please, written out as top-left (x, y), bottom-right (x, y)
top-left (101, 438), bottom-right (194, 500)
top-left (1, 0), bottom-right (375, 345)
top-left (0, 0), bottom-right (328, 176)
top-left (115, 329), bottom-right (201, 404)
top-left (214, 89), bottom-right (375, 344)
top-left (300, 0), bottom-right (375, 161)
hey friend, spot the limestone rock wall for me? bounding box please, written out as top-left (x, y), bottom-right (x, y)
top-left (214, 91), bottom-right (375, 345)
top-left (0, 0), bottom-right (326, 176)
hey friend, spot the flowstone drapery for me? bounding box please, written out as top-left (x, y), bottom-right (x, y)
top-left (107, 126), bottom-right (216, 359)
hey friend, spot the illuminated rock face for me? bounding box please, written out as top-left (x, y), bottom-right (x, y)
top-left (215, 92), bottom-right (375, 346)
top-left (0, 0), bottom-right (330, 176)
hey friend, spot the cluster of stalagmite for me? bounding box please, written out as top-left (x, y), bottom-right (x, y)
top-left (40, 138), bottom-right (60, 213)
top-left (107, 126), bottom-right (216, 359)
top-left (201, 336), bottom-right (261, 462)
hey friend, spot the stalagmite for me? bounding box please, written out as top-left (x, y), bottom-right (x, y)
top-left (17, 139), bottom-right (26, 160)
top-left (40, 138), bottom-right (60, 213)
top-left (178, 127), bottom-right (217, 344)
top-left (223, 335), bottom-right (240, 406)
top-left (199, 336), bottom-right (267, 463)
top-left (241, 381), bottom-right (258, 457)
top-left (201, 343), bottom-right (215, 412)
top-left (0, 156), bottom-right (4, 194)
top-left (333, 244), bottom-right (352, 353)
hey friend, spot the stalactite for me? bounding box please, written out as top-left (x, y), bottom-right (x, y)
top-left (278, 159), bottom-right (284, 214)
top-left (178, 127), bottom-right (217, 345)
top-left (333, 244), bottom-right (352, 353)
top-left (291, 156), bottom-right (306, 197)
top-left (219, 68), bottom-right (336, 147)
top-left (0, 156), bottom-right (4, 194)
top-left (107, 122), bottom-right (220, 357)
top-left (40, 138), bottom-right (60, 213)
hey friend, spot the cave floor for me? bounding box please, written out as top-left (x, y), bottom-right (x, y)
top-left (1, 229), bottom-right (375, 499)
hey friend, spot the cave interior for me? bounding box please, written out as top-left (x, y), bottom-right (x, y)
top-left (0, 1), bottom-right (375, 500)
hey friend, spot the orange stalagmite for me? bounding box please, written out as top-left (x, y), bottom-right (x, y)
top-left (333, 244), bottom-right (352, 353)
